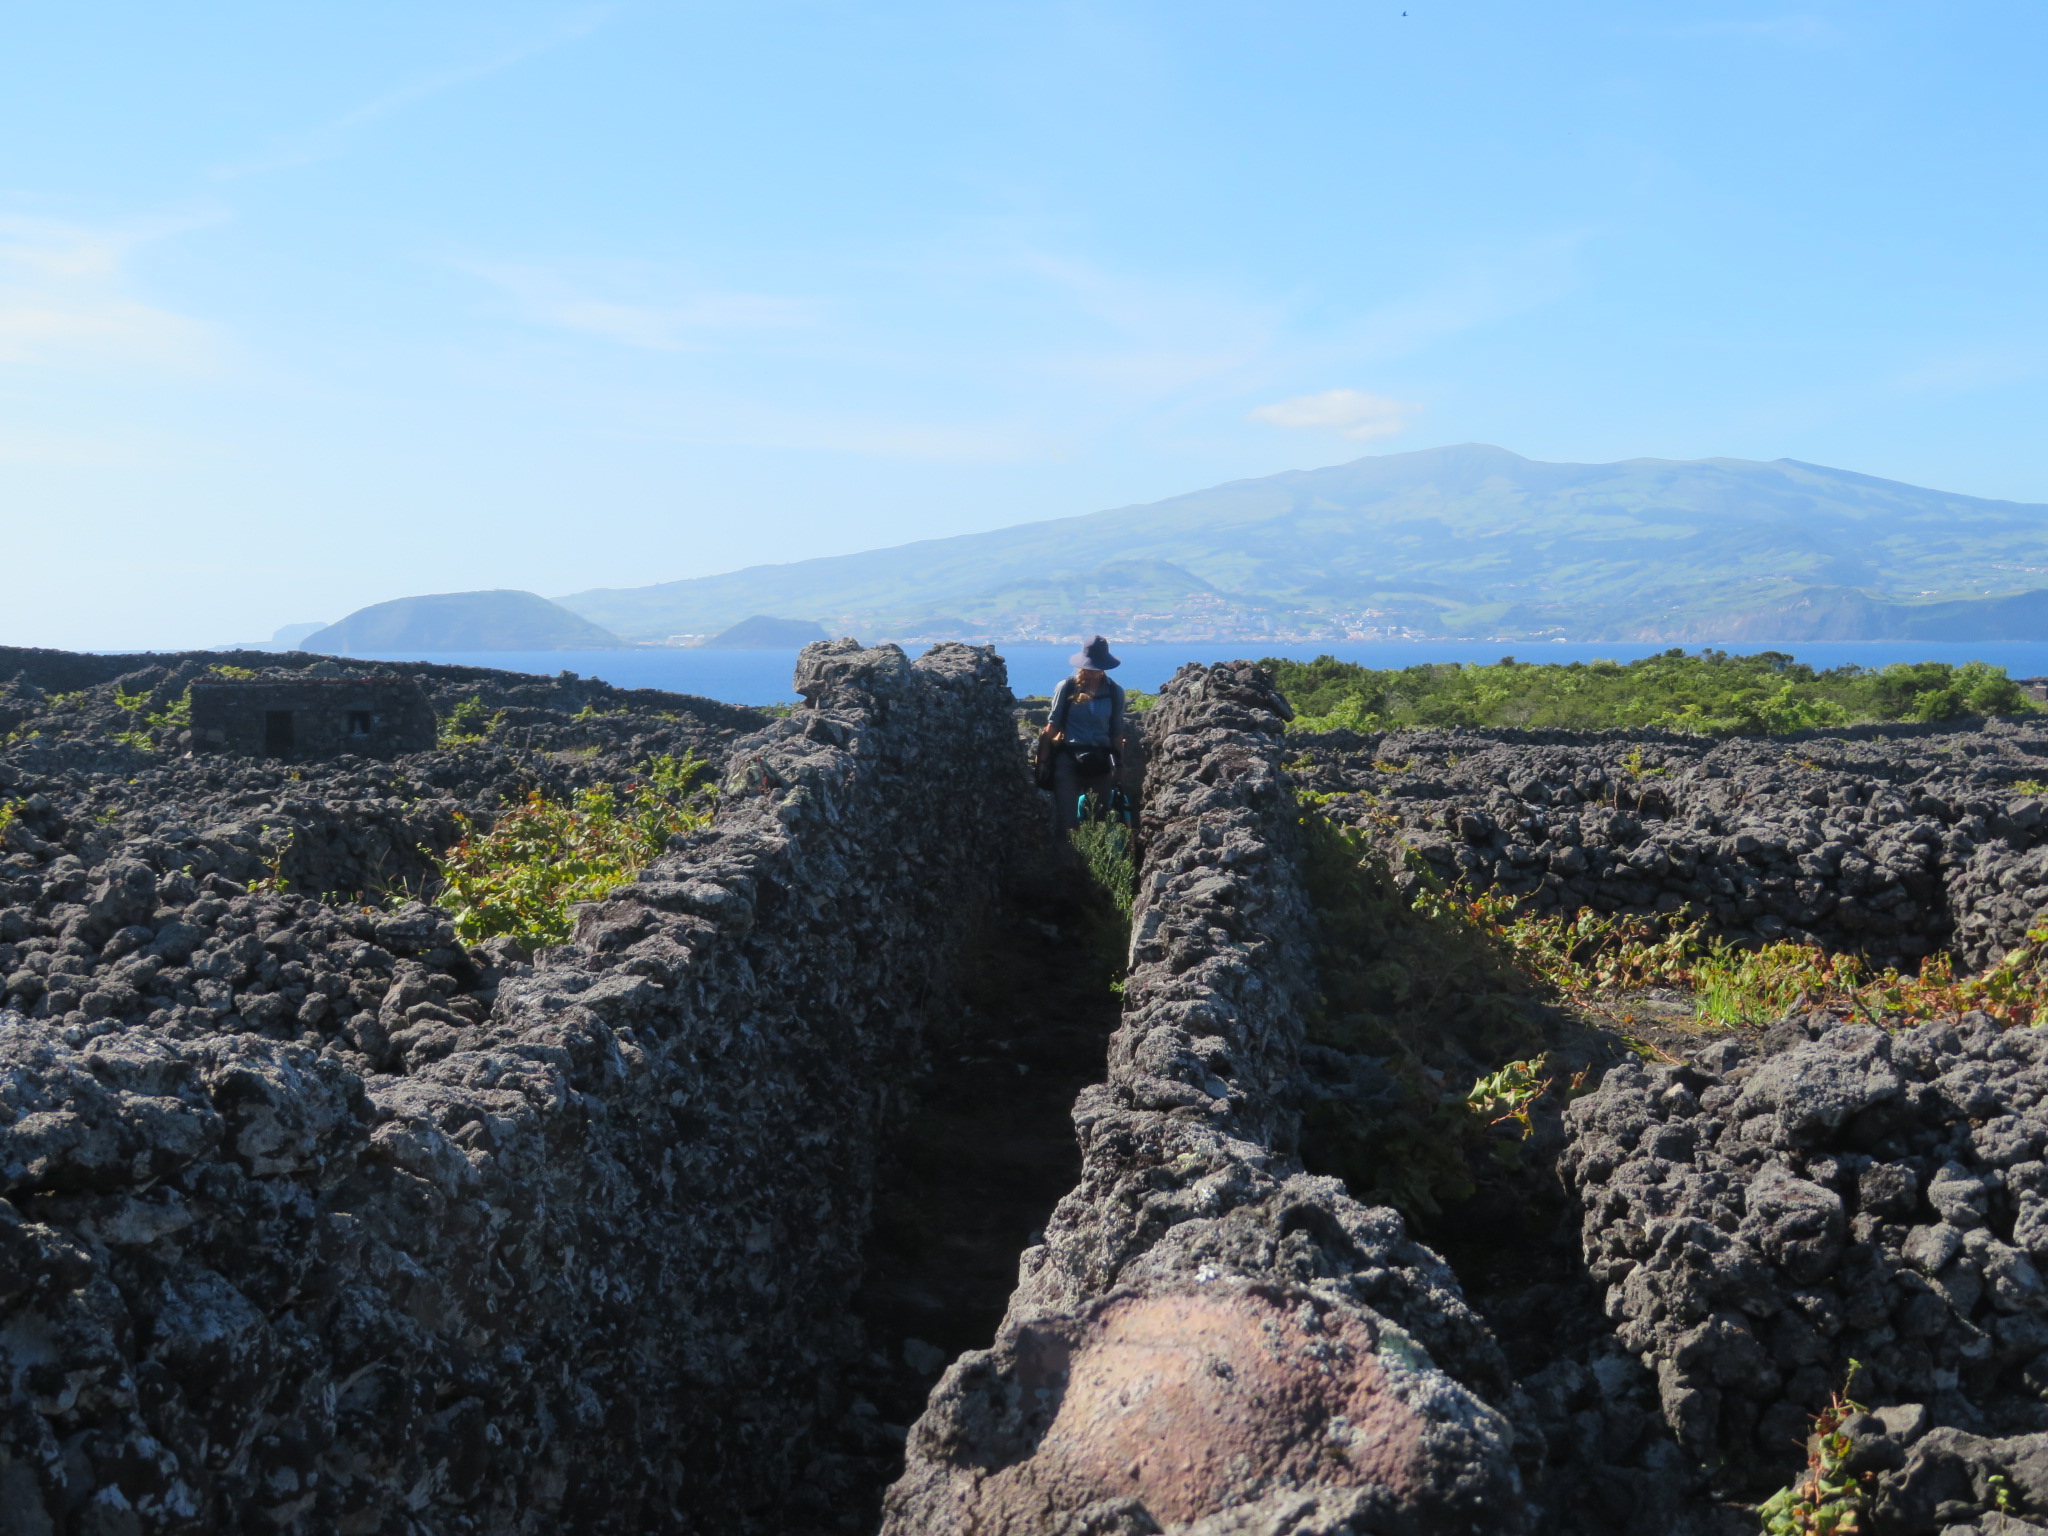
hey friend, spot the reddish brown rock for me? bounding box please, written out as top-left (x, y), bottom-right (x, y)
top-left (888, 1278), bottom-right (1513, 1533)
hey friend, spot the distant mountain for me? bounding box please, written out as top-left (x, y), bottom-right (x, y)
top-left (303, 590), bottom-right (621, 653)
top-left (700, 615), bottom-right (832, 648)
top-left (555, 445), bottom-right (2048, 644)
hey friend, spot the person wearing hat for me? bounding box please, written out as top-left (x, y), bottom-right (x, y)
top-left (1041, 635), bottom-right (1128, 835)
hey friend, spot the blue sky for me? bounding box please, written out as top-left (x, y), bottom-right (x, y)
top-left (4, 1), bottom-right (2046, 649)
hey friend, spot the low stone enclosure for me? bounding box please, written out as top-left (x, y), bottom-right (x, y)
top-left (1283, 719), bottom-right (2048, 971)
top-left (13, 647), bottom-right (2048, 1532)
top-left (189, 677), bottom-right (438, 760)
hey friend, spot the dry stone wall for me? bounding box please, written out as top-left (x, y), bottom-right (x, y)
top-left (885, 662), bottom-right (1528, 1536)
top-left (1284, 723), bottom-right (2048, 1531)
top-left (891, 684), bottom-right (2048, 1536)
top-left (1289, 722), bottom-right (2048, 970)
top-left (0, 640), bottom-right (1031, 1535)
top-left (0, 645), bottom-right (764, 749)
top-left (1564, 1014), bottom-right (2048, 1531)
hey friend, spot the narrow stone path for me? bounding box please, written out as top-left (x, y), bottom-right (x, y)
top-left (836, 851), bottom-right (1128, 1532)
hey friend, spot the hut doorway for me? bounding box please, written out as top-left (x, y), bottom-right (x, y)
top-left (263, 710), bottom-right (295, 757)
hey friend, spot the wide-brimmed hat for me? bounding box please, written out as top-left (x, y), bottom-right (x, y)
top-left (1069, 635), bottom-right (1120, 670)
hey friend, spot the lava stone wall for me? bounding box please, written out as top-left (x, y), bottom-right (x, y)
top-left (190, 678), bottom-right (437, 760)
top-left (1288, 722), bottom-right (2048, 969)
top-left (0, 640), bottom-right (1032, 1535)
top-left (1563, 1014), bottom-right (2048, 1532)
top-left (0, 645), bottom-right (764, 737)
top-left (885, 663), bottom-right (1527, 1536)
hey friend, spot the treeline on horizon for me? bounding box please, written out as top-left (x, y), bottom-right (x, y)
top-left (1261, 648), bottom-right (2038, 735)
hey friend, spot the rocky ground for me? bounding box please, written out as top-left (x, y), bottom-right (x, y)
top-left (835, 852), bottom-right (1128, 1527)
top-left (0, 655), bottom-right (760, 1076)
top-left (22, 650), bottom-right (2048, 1533)
top-left (1565, 1012), bottom-right (2048, 1530)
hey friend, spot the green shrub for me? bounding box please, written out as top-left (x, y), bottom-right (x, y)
top-left (439, 696), bottom-right (501, 744)
top-left (1072, 817), bottom-right (1134, 923)
top-left (435, 751), bottom-right (715, 948)
top-left (1757, 1363), bottom-right (1872, 1534)
top-left (112, 687), bottom-right (191, 751)
top-left (1268, 649), bottom-right (2034, 736)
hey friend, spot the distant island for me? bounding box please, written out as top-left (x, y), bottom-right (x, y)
top-left (301, 590), bottom-right (622, 653)
top-left (697, 615), bottom-right (831, 648)
top-left (547, 445), bottom-right (2048, 645)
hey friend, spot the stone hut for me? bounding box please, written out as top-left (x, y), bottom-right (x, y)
top-left (189, 676), bottom-right (437, 759)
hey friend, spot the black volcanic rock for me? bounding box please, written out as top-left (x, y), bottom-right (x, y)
top-left (0, 640), bottom-right (1031, 1535)
top-left (1287, 718), bottom-right (2048, 970)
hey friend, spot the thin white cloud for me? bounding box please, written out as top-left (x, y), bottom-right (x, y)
top-left (1249, 388), bottom-right (1418, 441)
top-left (463, 262), bottom-right (815, 351)
top-left (212, 7), bottom-right (618, 180)
top-left (0, 217), bottom-right (217, 374)
top-left (456, 230), bottom-right (1569, 465)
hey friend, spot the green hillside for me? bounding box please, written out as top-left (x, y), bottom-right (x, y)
top-left (303, 590), bottom-right (622, 653)
top-left (555, 445), bottom-right (2048, 644)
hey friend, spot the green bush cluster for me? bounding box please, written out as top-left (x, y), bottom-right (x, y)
top-left (1071, 816), bottom-right (1134, 923)
top-left (111, 686), bottom-right (191, 751)
top-left (438, 696), bottom-right (501, 744)
top-left (1267, 649), bottom-right (2035, 735)
top-left (434, 751), bottom-right (715, 948)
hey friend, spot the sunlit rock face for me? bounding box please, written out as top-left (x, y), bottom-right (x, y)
top-left (0, 640), bottom-right (1032, 1534)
